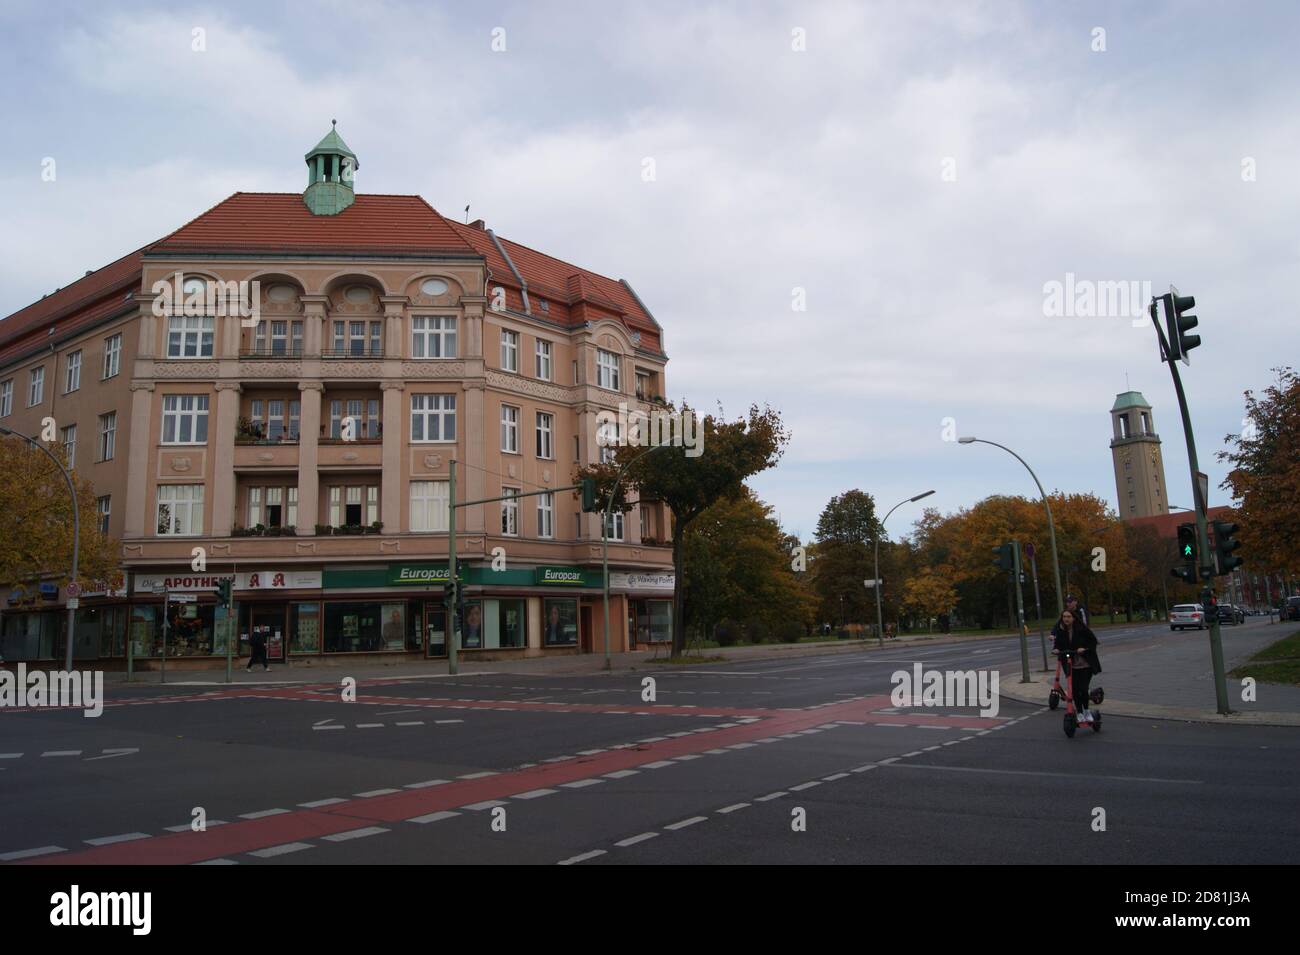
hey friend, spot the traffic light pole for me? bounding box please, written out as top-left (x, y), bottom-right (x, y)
top-left (1028, 549), bottom-right (1049, 671)
top-left (1011, 543), bottom-right (1030, 684)
top-left (1151, 299), bottom-right (1230, 714)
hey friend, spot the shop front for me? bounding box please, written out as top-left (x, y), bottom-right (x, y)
top-left (612, 572), bottom-right (676, 649)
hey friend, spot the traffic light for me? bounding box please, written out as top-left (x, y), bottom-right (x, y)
top-left (992, 542), bottom-right (1016, 572)
top-left (1212, 520), bottom-right (1243, 575)
top-left (580, 477), bottom-right (599, 512)
top-left (1173, 523), bottom-right (1198, 584)
top-left (216, 578), bottom-right (232, 609)
top-left (444, 580), bottom-right (459, 608)
top-left (1162, 290), bottom-right (1200, 365)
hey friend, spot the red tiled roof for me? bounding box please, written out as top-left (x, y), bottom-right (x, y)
top-left (152, 192), bottom-right (480, 257)
top-left (1, 192), bottom-right (663, 358)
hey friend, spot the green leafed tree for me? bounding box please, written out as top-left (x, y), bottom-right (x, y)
top-left (575, 403), bottom-right (789, 655)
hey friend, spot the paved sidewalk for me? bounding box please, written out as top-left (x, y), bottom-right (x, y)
top-left (96, 626), bottom-right (1052, 687)
top-left (997, 622), bottom-right (1300, 726)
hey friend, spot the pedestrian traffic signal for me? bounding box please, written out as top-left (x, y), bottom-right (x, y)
top-left (1161, 290), bottom-right (1200, 365)
top-left (1173, 523), bottom-right (1198, 583)
top-left (444, 580), bottom-right (458, 608)
top-left (992, 542), bottom-right (1016, 572)
top-left (216, 578), bottom-right (232, 609)
top-left (580, 477), bottom-right (599, 512)
top-left (1212, 520), bottom-right (1243, 575)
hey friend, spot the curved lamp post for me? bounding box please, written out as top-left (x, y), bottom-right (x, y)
top-left (872, 490), bottom-right (935, 647)
top-left (0, 426), bottom-right (81, 671)
top-left (602, 443), bottom-right (670, 670)
top-left (958, 436), bottom-right (1065, 625)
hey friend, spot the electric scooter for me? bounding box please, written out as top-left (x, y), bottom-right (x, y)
top-left (1049, 649), bottom-right (1103, 738)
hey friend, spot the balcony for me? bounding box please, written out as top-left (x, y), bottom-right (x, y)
top-left (234, 419), bottom-right (299, 469)
top-left (240, 345), bottom-right (305, 359)
top-left (318, 438), bottom-right (382, 470)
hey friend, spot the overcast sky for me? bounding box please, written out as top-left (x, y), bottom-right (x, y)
top-left (2, 1), bottom-right (1294, 541)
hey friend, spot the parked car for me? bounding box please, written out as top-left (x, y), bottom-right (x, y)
top-left (1285, 596), bottom-right (1300, 622)
top-left (1170, 603), bottom-right (1206, 631)
top-left (1215, 604), bottom-right (1244, 626)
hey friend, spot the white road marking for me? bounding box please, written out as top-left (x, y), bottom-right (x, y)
top-left (239, 808), bottom-right (290, 819)
top-left (642, 760), bottom-right (676, 769)
top-left (665, 816), bottom-right (707, 831)
top-left (561, 778), bottom-right (604, 789)
top-left (322, 827), bottom-right (389, 842)
top-left (558, 850), bottom-right (606, 865)
top-left (755, 791), bottom-right (788, 802)
top-left (789, 781), bottom-right (822, 792)
top-left (355, 788), bottom-right (399, 798)
top-left (249, 842), bottom-right (313, 858)
top-left (85, 748), bottom-right (140, 761)
top-left (0, 845), bottom-right (65, 861)
top-left (404, 779), bottom-right (450, 789)
top-left (41, 750), bottom-right (81, 757)
top-left (615, 832), bottom-right (659, 847)
top-left (84, 832), bottom-right (151, 847)
top-left (299, 798), bottom-right (347, 808)
top-left (514, 788), bottom-right (558, 800)
top-left (604, 769), bottom-right (639, 779)
top-left (458, 771), bottom-right (498, 780)
top-left (462, 800), bottom-right (508, 811)
top-left (408, 810), bottom-right (461, 824)
top-left (717, 803), bottom-right (750, 814)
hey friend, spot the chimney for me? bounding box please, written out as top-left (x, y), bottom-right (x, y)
top-left (469, 219), bottom-right (486, 231)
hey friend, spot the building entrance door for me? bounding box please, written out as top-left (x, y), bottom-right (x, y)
top-left (251, 606), bottom-right (287, 663)
top-left (424, 605), bottom-right (447, 659)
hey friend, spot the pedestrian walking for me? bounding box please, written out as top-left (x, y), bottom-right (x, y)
top-left (1065, 593), bottom-right (1088, 627)
top-left (246, 627), bottom-right (269, 672)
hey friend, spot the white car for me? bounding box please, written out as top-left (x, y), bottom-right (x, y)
top-left (1170, 603), bottom-right (1206, 631)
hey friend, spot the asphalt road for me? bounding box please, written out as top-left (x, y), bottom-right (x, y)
top-left (2, 618), bottom-right (1295, 865)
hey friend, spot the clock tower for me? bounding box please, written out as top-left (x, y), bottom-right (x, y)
top-left (1110, 391), bottom-right (1170, 519)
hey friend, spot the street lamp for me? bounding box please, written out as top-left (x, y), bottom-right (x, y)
top-left (958, 436), bottom-right (1065, 625)
top-left (602, 443), bottom-right (670, 670)
top-left (0, 425), bottom-right (81, 671)
top-left (871, 490), bottom-right (935, 647)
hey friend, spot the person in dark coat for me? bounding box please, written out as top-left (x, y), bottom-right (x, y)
top-left (246, 628), bottom-right (269, 672)
top-left (1051, 609), bottom-right (1100, 718)
top-left (1065, 593), bottom-right (1088, 627)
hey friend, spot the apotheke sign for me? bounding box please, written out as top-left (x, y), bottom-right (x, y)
top-left (133, 570), bottom-right (321, 593)
top-left (134, 574), bottom-right (233, 594)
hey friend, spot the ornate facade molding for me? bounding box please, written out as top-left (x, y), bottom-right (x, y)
top-left (152, 361), bottom-right (219, 379)
top-left (484, 369), bottom-right (576, 404)
top-left (400, 360), bottom-right (468, 378)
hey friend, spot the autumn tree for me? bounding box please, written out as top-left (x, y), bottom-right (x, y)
top-left (809, 490), bottom-right (882, 629)
top-left (0, 435), bottom-right (121, 592)
top-left (576, 403), bottom-right (788, 655)
top-left (901, 568), bottom-right (958, 633)
top-left (1219, 367), bottom-right (1300, 575)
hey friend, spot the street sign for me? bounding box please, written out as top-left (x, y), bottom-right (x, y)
top-left (66, 581), bottom-right (81, 598)
top-left (1025, 542), bottom-right (1035, 561)
top-left (863, 579), bottom-right (882, 588)
top-left (169, 593), bottom-right (197, 604)
top-left (1196, 471), bottom-right (1209, 513)
top-left (66, 597), bottom-right (79, 610)
top-left (152, 583), bottom-right (165, 594)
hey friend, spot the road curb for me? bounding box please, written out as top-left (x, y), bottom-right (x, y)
top-left (997, 669), bottom-right (1300, 727)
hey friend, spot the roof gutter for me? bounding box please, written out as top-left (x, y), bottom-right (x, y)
top-left (487, 229), bottom-right (530, 315)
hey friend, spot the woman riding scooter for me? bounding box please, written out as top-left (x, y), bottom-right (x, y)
top-left (1051, 609), bottom-right (1101, 721)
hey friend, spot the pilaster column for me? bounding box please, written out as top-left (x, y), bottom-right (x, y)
top-left (210, 382), bottom-right (242, 537)
top-left (298, 382), bottom-right (323, 533)
top-left (300, 295), bottom-right (329, 356)
top-left (123, 382), bottom-right (155, 538)
top-left (463, 380), bottom-right (486, 535)
top-left (381, 381), bottom-right (404, 534)
top-left (461, 296), bottom-right (486, 360)
top-left (381, 296), bottom-right (407, 359)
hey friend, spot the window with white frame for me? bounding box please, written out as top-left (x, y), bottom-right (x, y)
top-left (501, 487), bottom-right (520, 536)
top-left (537, 492), bottom-right (554, 539)
top-left (636, 370), bottom-right (651, 399)
top-left (167, 316), bottom-right (215, 358)
top-left (411, 394), bottom-right (456, 442)
top-left (161, 395), bottom-right (209, 444)
top-left (64, 350), bottom-right (82, 393)
top-left (0, 380), bottom-right (12, 417)
top-left (604, 509), bottom-right (624, 542)
top-left (102, 334), bottom-right (122, 379)
top-left (327, 398), bottom-right (379, 440)
top-left (411, 316), bottom-right (457, 358)
top-left (247, 485), bottom-right (297, 529)
top-left (97, 495), bottom-right (111, 534)
top-left (327, 485), bottom-right (379, 526)
top-left (248, 398), bottom-right (302, 442)
top-left (501, 405), bottom-right (519, 453)
top-left (331, 320), bottom-right (382, 356)
top-left (60, 424), bottom-right (76, 469)
top-left (500, 329), bottom-right (519, 372)
top-left (597, 418), bottom-right (621, 464)
top-left (535, 339), bottom-right (552, 380)
top-left (28, 367), bottom-right (45, 406)
top-left (536, 411), bottom-right (554, 459)
top-left (410, 480), bottom-right (450, 532)
top-left (98, 412), bottom-right (116, 461)
top-left (253, 319), bottom-right (303, 356)
top-left (156, 484), bottom-right (204, 535)
top-left (597, 349), bottom-right (621, 391)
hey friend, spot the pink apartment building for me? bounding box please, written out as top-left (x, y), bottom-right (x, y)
top-left (0, 128), bottom-right (675, 666)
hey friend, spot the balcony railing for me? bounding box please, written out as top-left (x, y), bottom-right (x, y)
top-left (322, 347), bottom-right (388, 359)
top-left (241, 346), bottom-right (305, 359)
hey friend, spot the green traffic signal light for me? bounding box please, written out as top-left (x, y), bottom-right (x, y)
top-left (1173, 523), bottom-right (1198, 583)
